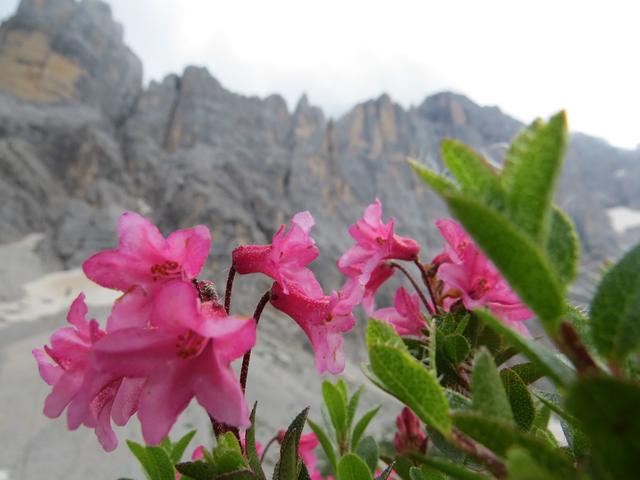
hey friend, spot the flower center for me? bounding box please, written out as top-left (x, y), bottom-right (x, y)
top-left (150, 260), bottom-right (181, 280)
top-left (175, 330), bottom-right (206, 359)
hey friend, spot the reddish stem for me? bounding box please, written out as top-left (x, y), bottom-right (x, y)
top-left (413, 259), bottom-right (439, 312)
top-left (389, 261), bottom-right (434, 314)
top-left (240, 291), bottom-right (271, 393)
top-left (224, 265), bottom-right (236, 314)
top-left (558, 321), bottom-right (599, 375)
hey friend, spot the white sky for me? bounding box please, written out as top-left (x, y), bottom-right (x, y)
top-left (1, 0), bottom-right (639, 149)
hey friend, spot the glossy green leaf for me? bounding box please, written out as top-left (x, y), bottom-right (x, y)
top-left (409, 466), bottom-right (446, 480)
top-left (322, 381), bottom-right (348, 442)
top-left (350, 406), bottom-right (381, 451)
top-left (441, 138), bottom-right (505, 207)
top-left (297, 463), bottom-right (311, 480)
top-left (211, 433), bottom-right (248, 475)
top-left (127, 440), bottom-right (176, 480)
top-left (476, 309), bottom-right (575, 387)
top-left (566, 377), bottom-right (640, 477)
top-left (355, 436), bottom-right (379, 473)
top-left (246, 404), bottom-right (266, 480)
top-left (506, 448), bottom-right (563, 480)
top-left (367, 319), bottom-right (407, 350)
top-left (500, 369), bottom-right (535, 431)
top-left (346, 386), bottom-right (363, 432)
top-left (472, 348), bottom-right (513, 423)
top-left (408, 159), bottom-right (457, 196)
top-left (509, 362), bottom-right (544, 385)
top-left (170, 430), bottom-right (197, 464)
top-left (307, 419), bottom-right (337, 474)
top-left (336, 379), bottom-right (349, 404)
top-left (590, 242), bottom-right (640, 361)
top-left (546, 207), bottom-right (579, 284)
top-left (501, 111), bottom-right (568, 240)
top-left (337, 453), bottom-right (373, 480)
top-left (444, 193), bottom-right (565, 330)
top-left (443, 334), bottom-right (470, 365)
top-left (175, 460), bottom-right (217, 480)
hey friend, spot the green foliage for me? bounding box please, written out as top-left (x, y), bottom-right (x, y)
top-left (367, 320), bottom-right (451, 436)
top-left (351, 406), bottom-right (381, 451)
top-left (509, 362), bottom-right (544, 385)
top-left (500, 369), bottom-right (535, 431)
top-left (501, 112), bottom-right (568, 240)
top-left (443, 334), bottom-right (471, 365)
top-left (307, 419), bottom-right (337, 473)
top-left (546, 207), bottom-right (580, 284)
top-left (355, 436), bottom-right (379, 473)
top-left (406, 453), bottom-right (492, 480)
top-left (407, 159), bottom-right (457, 196)
top-left (337, 454), bottom-right (373, 480)
top-left (566, 377), bottom-right (640, 477)
top-left (590, 243), bottom-right (640, 362)
top-left (472, 348), bottom-right (513, 423)
top-left (127, 440), bottom-right (176, 480)
top-left (476, 310), bottom-right (575, 386)
top-left (409, 465), bottom-right (446, 480)
top-left (506, 448), bottom-right (562, 480)
top-left (274, 408), bottom-right (310, 480)
top-left (322, 381), bottom-right (348, 446)
top-left (246, 404), bottom-right (267, 480)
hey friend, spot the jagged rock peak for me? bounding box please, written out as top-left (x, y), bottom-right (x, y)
top-left (0, 0), bottom-right (142, 122)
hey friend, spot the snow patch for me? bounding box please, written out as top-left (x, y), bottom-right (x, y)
top-left (0, 469), bottom-right (10, 480)
top-left (607, 206), bottom-right (640, 234)
top-left (0, 268), bottom-right (119, 326)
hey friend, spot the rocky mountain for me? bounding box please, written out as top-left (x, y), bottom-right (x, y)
top-left (1, 0), bottom-right (640, 304)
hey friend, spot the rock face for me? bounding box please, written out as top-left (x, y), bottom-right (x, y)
top-left (1, 0), bottom-right (640, 302)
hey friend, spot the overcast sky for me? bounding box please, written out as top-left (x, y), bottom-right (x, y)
top-left (1, 0), bottom-right (638, 149)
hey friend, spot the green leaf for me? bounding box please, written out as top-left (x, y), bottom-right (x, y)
top-left (336, 379), bottom-right (349, 404)
top-left (546, 207), bottom-right (579, 284)
top-left (409, 466), bottom-right (446, 480)
top-left (590, 242), bottom-right (640, 361)
top-left (566, 376), bottom-right (640, 477)
top-left (175, 460), bottom-right (217, 480)
top-left (307, 419), bottom-right (337, 474)
top-left (408, 159), bottom-right (457, 196)
top-left (216, 470), bottom-right (255, 480)
top-left (376, 464), bottom-right (397, 480)
top-left (350, 406), bottom-right (381, 451)
top-left (500, 369), bottom-right (535, 431)
top-left (476, 309), bottom-right (575, 387)
top-left (322, 381), bottom-right (348, 442)
top-left (445, 389), bottom-right (472, 410)
top-left (441, 139), bottom-right (505, 207)
top-left (211, 433), bottom-right (248, 475)
top-left (501, 111), bottom-right (568, 241)
top-left (367, 319), bottom-right (407, 350)
top-left (368, 324), bottom-right (451, 436)
top-left (472, 348), bottom-right (513, 423)
top-left (564, 305), bottom-right (592, 351)
top-left (127, 441), bottom-right (176, 480)
top-left (346, 386), bottom-right (363, 432)
top-left (355, 436), bottom-right (379, 473)
top-left (406, 453), bottom-right (491, 480)
top-left (337, 453), bottom-right (373, 480)
top-left (297, 463), bottom-right (311, 480)
top-left (509, 362), bottom-right (544, 385)
top-left (171, 430), bottom-right (197, 464)
top-left (246, 404), bottom-right (266, 480)
top-left (452, 411), bottom-right (575, 477)
top-left (506, 448), bottom-right (563, 480)
top-left (443, 193), bottom-right (565, 330)
top-left (443, 334), bottom-right (470, 365)
top-left (275, 408), bottom-right (310, 480)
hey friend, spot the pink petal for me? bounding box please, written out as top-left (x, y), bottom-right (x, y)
top-left (361, 263), bottom-right (394, 315)
top-left (203, 316), bottom-right (256, 363)
top-left (33, 349), bottom-right (63, 385)
top-left (95, 396), bottom-right (118, 452)
top-left (106, 286), bottom-right (154, 332)
top-left (66, 293), bottom-right (89, 331)
top-left (111, 378), bottom-right (144, 426)
top-left (192, 345), bottom-right (250, 428)
top-left (83, 249), bottom-right (152, 291)
top-left (117, 211), bottom-right (166, 262)
top-left (43, 368), bottom-right (84, 418)
top-left (166, 225), bottom-right (211, 279)
top-left (138, 362), bottom-right (195, 445)
top-left (150, 280), bottom-right (201, 332)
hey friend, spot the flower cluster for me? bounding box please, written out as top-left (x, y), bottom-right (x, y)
top-left (34, 212), bottom-right (256, 450)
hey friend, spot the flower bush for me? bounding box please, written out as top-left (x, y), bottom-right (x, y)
top-left (34, 111), bottom-right (640, 479)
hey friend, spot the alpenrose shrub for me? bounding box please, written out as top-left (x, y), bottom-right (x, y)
top-left (34, 111), bottom-right (640, 480)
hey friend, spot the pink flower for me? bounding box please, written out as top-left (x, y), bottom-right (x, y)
top-left (394, 407), bottom-right (427, 455)
top-left (277, 431), bottom-right (323, 480)
top-left (32, 294), bottom-right (140, 451)
top-left (338, 199), bottom-right (419, 292)
top-left (433, 219), bottom-right (532, 333)
top-left (270, 283), bottom-right (356, 375)
top-left (360, 263), bottom-right (395, 316)
top-left (83, 211), bottom-right (211, 331)
top-left (91, 280), bottom-right (256, 445)
top-left (232, 211), bottom-right (322, 297)
top-left (372, 287), bottom-right (426, 337)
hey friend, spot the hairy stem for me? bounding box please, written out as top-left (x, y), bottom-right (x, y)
top-left (413, 259), bottom-right (439, 311)
top-left (557, 321), bottom-right (599, 375)
top-left (259, 435), bottom-right (280, 464)
top-left (451, 428), bottom-right (508, 479)
top-left (240, 291), bottom-right (272, 393)
top-left (224, 265), bottom-right (236, 314)
top-left (389, 261), bottom-right (434, 314)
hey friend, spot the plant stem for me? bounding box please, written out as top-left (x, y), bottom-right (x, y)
top-left (450, 428), bottom-right (508, 479)
top-left (389, 261), bottom-right (434, 314)
top-left (557, 321), bottom-right (599, 375)
top-left (240, 291), bottom-right (271, 393)
top-left (413, 259), bottom-right (439, 311)
top-left (224, 265), bottom-right (236, 314)
top-left (259, 435), bottom-right (280, 464)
